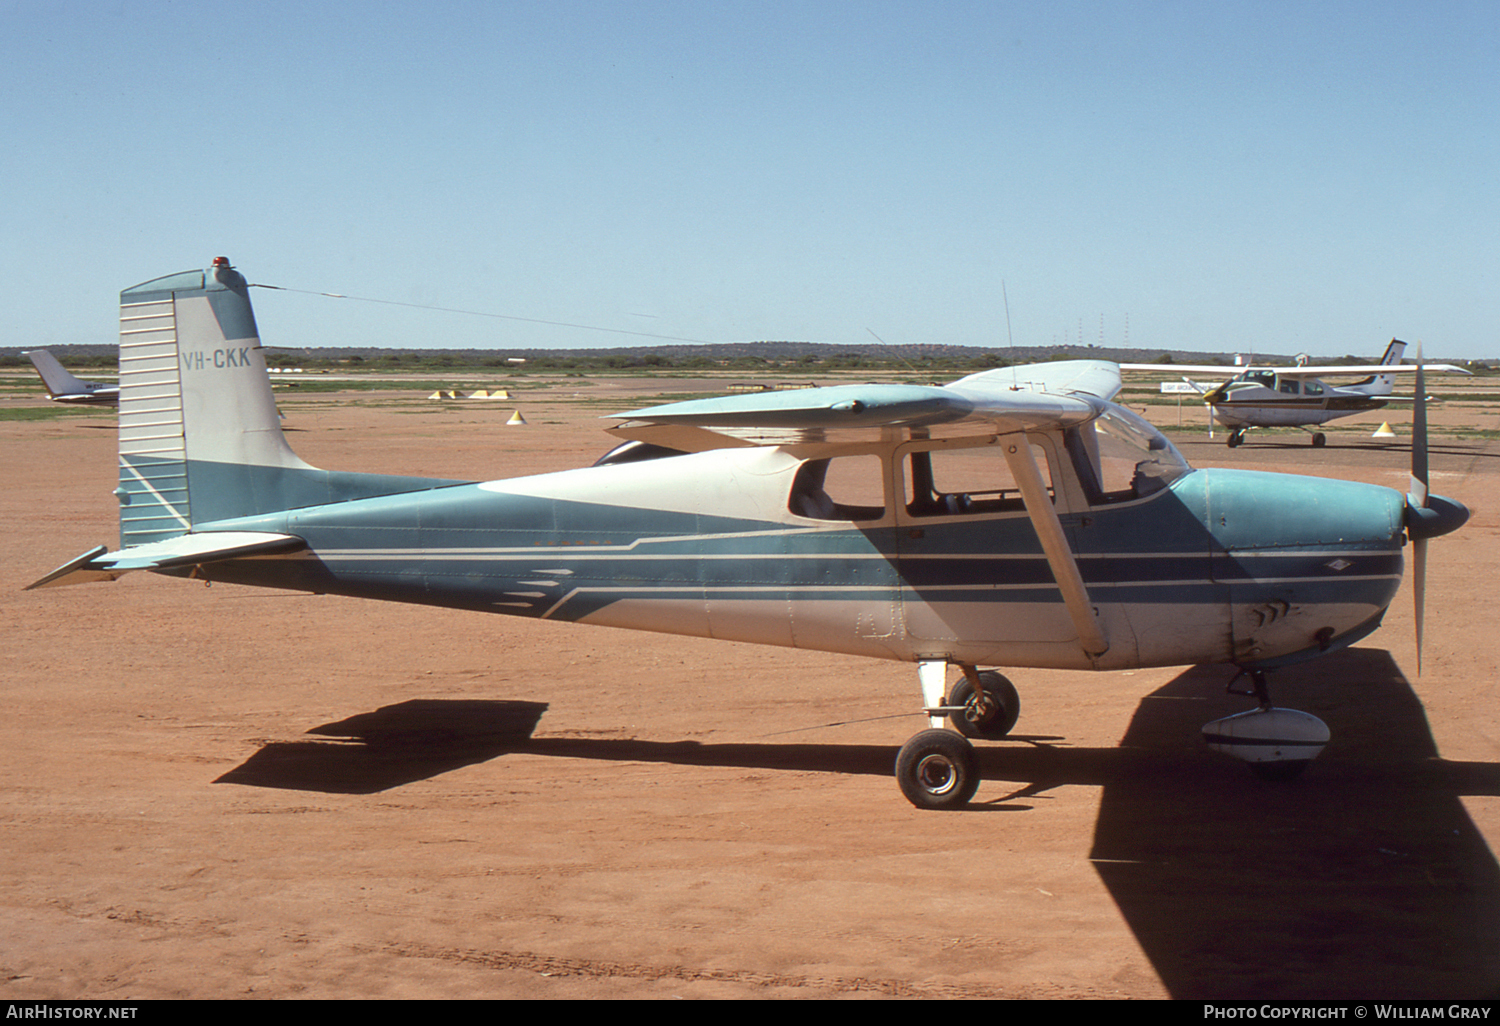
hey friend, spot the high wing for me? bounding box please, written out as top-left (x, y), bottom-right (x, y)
top-left (1120, 362), bottom-right (1469, 378)
top-left (607, 361), bottom-right (1120, 658)
top-left (608, 360), bottom-right (1121, 452)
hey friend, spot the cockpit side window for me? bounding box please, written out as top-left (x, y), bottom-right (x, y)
top-left (1064, 427), bottom-right (1106, 498)
top-left (904, 443), bottom-right (1048, 517)
top-left (789, 455), bottom-right (886, 521)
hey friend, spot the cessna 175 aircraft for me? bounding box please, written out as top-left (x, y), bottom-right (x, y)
top-left (24, 349), bottom-right (120, 405)
top-left (27, 260), bottom-right (1470, 808)
top-left (1124, 340), bottom-right (1469, 448)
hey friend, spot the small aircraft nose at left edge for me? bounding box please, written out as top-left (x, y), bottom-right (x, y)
top-left (27, 258), bottom-right (1471, 808)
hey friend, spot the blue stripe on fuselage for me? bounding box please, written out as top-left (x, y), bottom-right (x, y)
top-left (184, 465), bottom-right (1403, 623)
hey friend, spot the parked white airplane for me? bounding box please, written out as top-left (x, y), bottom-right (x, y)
top-left (28, 260), bottom-right (1470, 808)
top-left (1124, 341), bottom-right (1469, 447)
top-left (24, 350), bottom-right (119, 405)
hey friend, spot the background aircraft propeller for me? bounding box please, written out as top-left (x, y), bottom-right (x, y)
top-left (1201, 379), bottom-right (1232, 405)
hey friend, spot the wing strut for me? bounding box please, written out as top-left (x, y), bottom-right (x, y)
top-left (1001, 437), bottom-right (1109, 660)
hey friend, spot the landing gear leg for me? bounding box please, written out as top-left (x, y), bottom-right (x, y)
top-left (896, 660), bottom-right (981, 809)
top-left (1239, 668), bottom-right (1273, 710)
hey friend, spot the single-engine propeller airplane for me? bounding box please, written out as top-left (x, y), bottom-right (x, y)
top-left (27, 259), bottom-right (1471, 808)
top-left (1124, 340), bottom-right (1469, 448)
top-left (23, 349), bottom-right (120, 405)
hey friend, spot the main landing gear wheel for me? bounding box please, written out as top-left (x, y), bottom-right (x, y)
top-left (895, 729), bottom-right (979, 810)
top-left (1311, 432), bottom-right (1326, 447)
top-left (948, 671), bottom-right (1021, 740)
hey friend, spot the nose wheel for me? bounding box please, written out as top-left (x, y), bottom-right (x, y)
top-left (1202, 669), bottom-right (1330, 780)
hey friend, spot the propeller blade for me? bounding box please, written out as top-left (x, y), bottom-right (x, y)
top-left (1410, 340), bottom-right (1428, 507)
top-left (1409, 340), bottom-right (1429, 674)
top-left (1400, 340), bottom-right (1471, 675)
top-left (1413, 536), bottom-right (1426, 676)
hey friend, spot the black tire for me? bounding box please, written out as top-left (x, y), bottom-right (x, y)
top-left (947, 671), bottom-right (1021, 740)
top-left (1250, 760), bottom-right (1310, 782)
top-left (895, 729), bottom-right (979, 809)
top-left (1226, 433), bottom-right (1242, 448)
top-left (1311, 433), bottom-right (1326, 447)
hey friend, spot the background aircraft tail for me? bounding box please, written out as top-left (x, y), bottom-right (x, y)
top-left (115, 258), bottom-right (463, 549)
top-left (25, 349), bottom-right (97, 398)
top-left (1348, 339), bottom-right (1407, 396)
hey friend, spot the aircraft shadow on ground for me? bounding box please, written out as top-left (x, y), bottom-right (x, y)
top-left (215, 650), bottom-right (1499, 997)
top-left (214, 699), bottom-right (552, 793)
top-left (1089, 649), bottom-right (1500, 999)
top-left (214, 697), bottom-right (909, 793)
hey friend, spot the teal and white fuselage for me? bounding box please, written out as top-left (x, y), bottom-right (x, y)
top-left (31, 260), bottom-right (1468, 807)
top-left (186, 434), bottom-right (1406, 674)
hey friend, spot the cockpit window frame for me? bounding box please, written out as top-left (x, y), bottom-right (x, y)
top-left (1064, 404), bottom-right (1193, 506)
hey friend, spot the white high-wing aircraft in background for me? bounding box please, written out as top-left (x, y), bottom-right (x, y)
top-left (27, 261), bottom-right (1471, 808)
top-left (23, 349), bottom-right (120, 406)
top-left (1124, 340), bottom-right (1469, 447)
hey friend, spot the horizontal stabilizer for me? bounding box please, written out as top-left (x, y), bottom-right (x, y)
top-left (26, 532), bottom-right (305, 590)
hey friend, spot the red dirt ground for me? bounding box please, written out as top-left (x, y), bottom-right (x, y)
top-left (1, 379), bottom-right (1496, 999)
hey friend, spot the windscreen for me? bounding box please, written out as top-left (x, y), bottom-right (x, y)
top-left (1068, 405), bottom-right (1191, 502)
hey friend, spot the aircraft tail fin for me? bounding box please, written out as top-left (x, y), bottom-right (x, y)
top-left (114, 258), bottom-right (464, 550)
top-left (29, 258), bottom-right (467, 590)
top-left (1350, 339), bottom-right (1407, 396)
top-left (115, 258), bottom-right (316, 548)
top-left (25, 349), bottom-right (96, 398)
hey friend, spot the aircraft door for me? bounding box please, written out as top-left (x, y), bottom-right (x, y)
top-left (894, 436), bottom-right (1080, 657)
top-left (702, 450), bottom-right (903, 658)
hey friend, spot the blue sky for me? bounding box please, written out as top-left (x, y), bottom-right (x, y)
top-left (4, 0), bottom-right (1496, 358)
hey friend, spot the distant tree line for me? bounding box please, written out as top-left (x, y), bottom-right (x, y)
top-left (0, 349), bottom-right (1015, 373)
top-left (3, 347), bottom-right (1492, 374)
